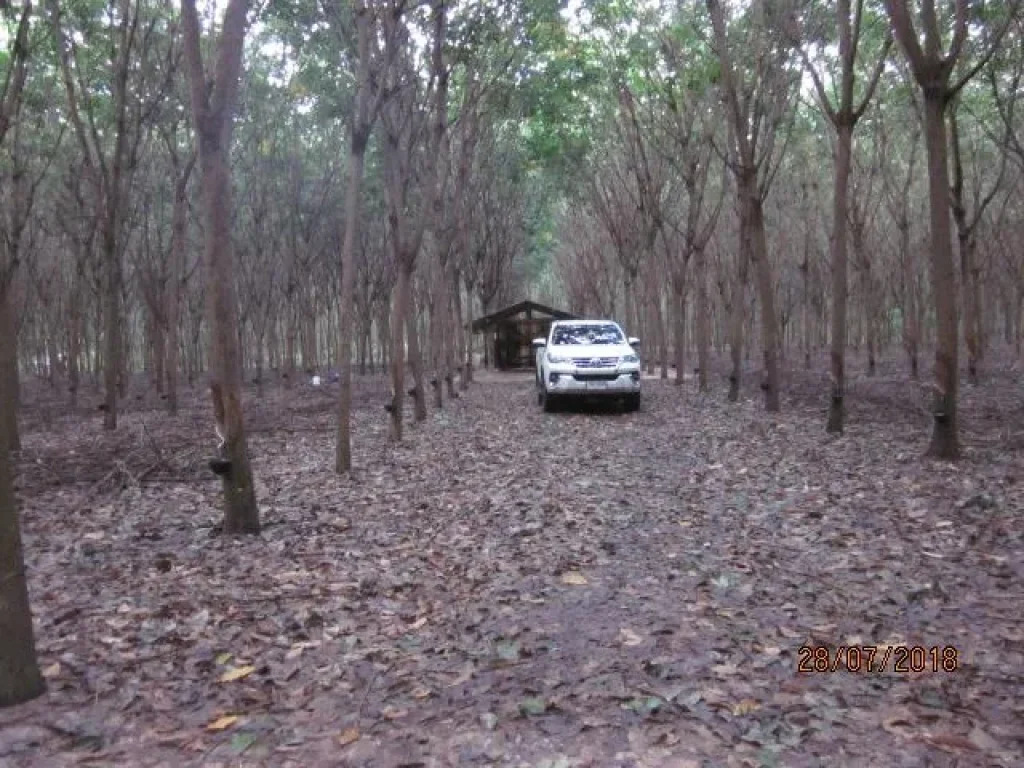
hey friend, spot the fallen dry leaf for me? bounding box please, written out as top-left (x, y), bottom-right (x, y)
top-left (206, 715), bottom-right (239, 732)
top-left (731, 698), bottom-right (760, 716)
top-left (619, 628), bottom-right (643, 646)
top-left (881, 709), bottom-right (918, 740)
top-left (337, 727), bottom-right (360, 746)
top-left (921, 732), bottom-right (978, 753)
top-left (219, 665), bottom-right (256, 683)
top-left (560, 571), bottom-right (588, 586)
top-left (968, 726), bottom-right (999, 752)
top-left (447, 662), bottom-right (474, 688)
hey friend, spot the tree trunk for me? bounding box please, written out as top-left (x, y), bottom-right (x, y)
top-left (1001, 287), bottom-right (1012, 345)
top-left (357, 321), bottom-right (368, 376)
top-left (430, 259), bottom-right (445, 410)
top-left (200, 146), bottom-right (259, 532)
top-left (182, 0), bottom-right (259, 532)
top-left (389, 265), bottom-right (410, 441)
top-left (728, 273), bottom-right (745, 403)
top-left (922, 92), bottom-right (960, 459)
top-left (957, 231), bottom-right (980, 384)
top-left (380, 299), bottom-right (391, 375)
top-left (1016, 290), bottom-right (1023, 357)
top-left (152, 320), bottom-right (166, 394)
top-left (69, 292), bottom-right (81, 408)
top-left (623, 274), bottom-right (635, 337)
top-left (462, 281), bottom-right (474, 385)
top-left (827, 122), bottom-right (853, 433)
top-left (454, 273), bottom-right (468, 390)
top-left (673, 282), bottom-right (685, 387)
top-left (166, 155), bottom-right (192, 415)
top-left (335, 121), bottom-right (369, 474)
top-left (746, 187), bottom-right (780, 411)
top-left (695, 247), bottom-right (710, 393)
top-left (443, 269), bottom-right (457, 398)
top-left (0, 293), bottom-right (19, 453)
top-left (406, 282), bottom-right (427, 422)
top-left (899, 218), bottom-right (919, 379)
top-left (0, 300), bottom-right (44, 707)
top-left (101, 217), bottom-right (120, 429)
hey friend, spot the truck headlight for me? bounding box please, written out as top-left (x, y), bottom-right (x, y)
top-left (620, 354), bottom-right (640, 364)
top-left (547, 352), bottom-right (570, 364)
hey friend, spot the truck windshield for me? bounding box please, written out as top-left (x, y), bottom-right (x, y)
top-left (551, 324), bottom-right (624, 345)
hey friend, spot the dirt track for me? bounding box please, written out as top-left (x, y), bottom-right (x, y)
top-left (3, 360), bottom-right (1024, 767)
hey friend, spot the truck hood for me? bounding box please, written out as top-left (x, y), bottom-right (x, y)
top-left (548, 344), bottom-right (635, 360)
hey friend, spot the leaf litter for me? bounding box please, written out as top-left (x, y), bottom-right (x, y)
top-left (2, 356), bottom-right (1023, 766)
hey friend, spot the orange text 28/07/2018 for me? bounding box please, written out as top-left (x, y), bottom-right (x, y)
top-left (797, 645), bottom-right (959, 673)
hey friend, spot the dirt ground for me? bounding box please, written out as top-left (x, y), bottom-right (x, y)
top-left (2, 354), bottom-right (1024, 767)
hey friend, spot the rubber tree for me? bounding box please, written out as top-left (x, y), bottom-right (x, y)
top-left (882, 0), bottom-right (1019, 458)
top-left (706, 0), bottom-right (798, 411)
top-left (331, 0), bottom-right (394, 473)
top-left (794, 0), bottom-right (891, 432)
top-left (52, 0), bottom-right (172, 428)
top-left (379, 0), bottom-right (448, 442)
top-left (181, 0), bottom-right (260, 532)
top-left (0, 0), bottom-right (45, 709)
top-left (948, 94), bottom-right (1008, 384)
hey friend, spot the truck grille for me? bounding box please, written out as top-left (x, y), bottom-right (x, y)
top-left (573, 357), bottom-right (618, 368)
top-left (573, 373), bottom-right (620, 381)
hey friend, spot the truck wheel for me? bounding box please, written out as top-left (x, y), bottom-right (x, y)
top-left (542, 388), bottom-right (558, 412)
top-left (624, 394), bottom-right (641, 412)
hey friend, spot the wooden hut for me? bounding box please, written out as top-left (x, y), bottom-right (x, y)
top-left (471, 300), bottom-right (578, 370)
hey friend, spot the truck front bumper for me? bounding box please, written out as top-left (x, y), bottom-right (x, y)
top-left (544, 369), bottom-right (641, 396)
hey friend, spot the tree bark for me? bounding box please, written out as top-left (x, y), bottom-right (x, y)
top-left (695, 247), bottom-right (710, 392)
top-left (389, 264), bottom-right (410, 441)
top-left (899, 216), bottom-right (919, 378)
top-left (0, 293), bottom-right (19, 453)
top-left (406, 282), bottom-right (427, 422)
top-left (949, 109), bottom-right (986, 385)
top-left (673, 281), bottom-right (685, 386)
top-left (100, 192), bottom-right (121, 428)
top-left (334, 1), bottom-right (378, 474)
top-left (182, 0), bottom-right (260, 532)
top-left (454, 272), bottom-right (469, 390)
top-left (443, 267), bottom-right (457, 397)
top-left (728, 254), bottom-right (746, 402)
top-left (0, 285), bottom-right (44, 706)
top-left (69, 282), bottom-right (81, 408)
top-left (166, 152), bottom-right (194, 415)
top-left (744, 181), bottom-right (780, 411)
top-left (922, 91), bottom-right (960, 459)
top-left (827, 119), bottom-right (853, 431)
top-left (336, 135), bottom-right (367, 471)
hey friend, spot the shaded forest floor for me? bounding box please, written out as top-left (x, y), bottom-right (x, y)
top-left (3, 352), bottom-right (1024, 767)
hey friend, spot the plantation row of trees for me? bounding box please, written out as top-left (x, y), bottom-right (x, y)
top-left (550, 0), bottom-right (1024, 455)
top-left (0, 0), bottom-right (569, 706)
top-left (2, 0), bottom-right (1024, 706)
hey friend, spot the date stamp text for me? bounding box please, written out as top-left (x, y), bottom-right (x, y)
top-left (797, 645), bottom-right (959, 673)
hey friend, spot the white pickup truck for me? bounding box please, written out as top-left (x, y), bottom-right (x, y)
top-left (532, 319), bottom-right (641, 412)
